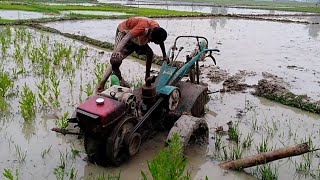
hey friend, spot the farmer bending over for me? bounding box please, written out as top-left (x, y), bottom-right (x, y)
top-left (97, 17), bottom-right (168, 92)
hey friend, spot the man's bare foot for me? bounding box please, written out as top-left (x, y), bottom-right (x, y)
top-left (120, 79), bottom-right (130, 88)
top-left (95, 85), bottom-right (104, 94)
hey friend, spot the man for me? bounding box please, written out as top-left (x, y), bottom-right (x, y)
top-left (97, 17), bottom-right (168, 92)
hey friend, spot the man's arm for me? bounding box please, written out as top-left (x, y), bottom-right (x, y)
top-left (114, 33), bottom-right (132, 54)
top-left (159, 42), bottom-right (169, 61)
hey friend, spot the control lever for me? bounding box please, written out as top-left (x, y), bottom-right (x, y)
top-left (173, 46), bottom-right (184, 62)
top-left (207, 49), bottom-right (220, 65)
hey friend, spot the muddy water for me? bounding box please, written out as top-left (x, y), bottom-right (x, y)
top-left (0, 26), bottom-right (258, 180)
top-left (0, 10), bottom-right (56, 20)
top-left (128, 4), bottom-right (317, 15)
top-left (61, 10), bottom-right (130, 16)
top-left (45, 17), bottom-right (320, 101)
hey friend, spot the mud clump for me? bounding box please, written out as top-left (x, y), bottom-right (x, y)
top-left (207, 66), bottom-right (229, 83)
top-left (253, 79), bottom-right (288, 96)
top-left (220, 70), bottom-right (255, 93)
top-left (253, 79), bottom-right (320, 114)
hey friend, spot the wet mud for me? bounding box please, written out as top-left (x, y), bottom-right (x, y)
top-left (1, 7), bottom-right (320, 180)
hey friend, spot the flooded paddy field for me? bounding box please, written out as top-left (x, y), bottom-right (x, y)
top-left (44, 17), bottom-right (320, 101)
top-left (61, 10), bottom-right (129, 16)
top-left (0, 10), bottom-right (56, 20)
top-left (1, 4), bottom-right (320, 179)
top-left (1, 25), bottom-right (320, 179)
top-left (126, 4), bottom-right (318, 16)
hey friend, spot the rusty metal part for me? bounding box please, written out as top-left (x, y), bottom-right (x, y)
top-left (106, 116), bottom-right (138, 166)
top-left (167, 88), bottom-right (181, 111)
top-left (100, 85), bottom-right (136, 110)
top-left (176, 81), bottom-right (208, 117)
top-left (128, 133), bottom-right (141, 156)
top-left (142, 81), bottom-right (157, 106)
top-left (51, 128), bottom-right (81, 135)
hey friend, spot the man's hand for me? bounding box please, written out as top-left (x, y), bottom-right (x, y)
top-left (111, 52), bottom-right (124, 59)
top-left (95, 85), bottom-right (105, 94)
top-left (163, 55), bottom-right (169, 62)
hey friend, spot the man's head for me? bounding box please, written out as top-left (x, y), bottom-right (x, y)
top-left (150, 27), bottom-right (167, 44)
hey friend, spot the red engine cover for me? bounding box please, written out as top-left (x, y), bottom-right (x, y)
top-left (77, 95), bottom-right (125, 126)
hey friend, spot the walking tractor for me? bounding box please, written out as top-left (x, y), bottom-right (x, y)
top-left (52, 36), bottom-right (220, 166)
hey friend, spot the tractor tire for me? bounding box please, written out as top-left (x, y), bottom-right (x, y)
top-left (84, 134), bottom-right (105, 164)
top-left (191, 90), bottom-right (207, 117)
top-left (106, 116), bottom-right (139, 166)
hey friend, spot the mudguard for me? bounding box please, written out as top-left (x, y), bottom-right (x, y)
top-left (175, 81), bottom-right (208, 117)
top-left (158, 85), bottom-right (179, 96)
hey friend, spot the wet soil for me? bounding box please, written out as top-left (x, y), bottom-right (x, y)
top-left (1, 11), bottom-right (320, 180)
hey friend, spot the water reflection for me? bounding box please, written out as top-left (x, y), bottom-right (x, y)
top-left (21, 119), bottom-right (36, 142)
top-left (209, 7), bottom-right (227, 31)
top-left (306, 16), bottom-right (320, 38)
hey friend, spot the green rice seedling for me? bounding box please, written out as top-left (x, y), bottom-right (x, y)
top-left (256, 164), bottom-right (278, 180)
top-left (20, 84), bottom-right (36, 121)
top-left (69, 167), bottom-right (77, 180)
top-left (15, 27), bottom-right (27, 42)
top-left (301, 135), bottom-right (316, 151)
top-left (68, 78), bottom-right (74, 91)
top-left (15, 144), bottom-right (27, 163)
top-left (96, 173), bottom-right (121, 180)
top-left (24, 32), bottom-right (32, 56)
top-left (231, 144), bottom-right (243, 161)
top-left (258, 137), bottom-right (270, 153)
top-left (295, 153), bottom-right (312, 175)
top-left (1, 36), bottom-right (8, 58)
top-left (53, 150), bottom-right (69, 180)
top-left (0, 70), bottom-right (14, 97)
top-left (36, 79), bottom-right (49, 107)
top-left (2, 168), bottom-right (19, 180)
top-left (214, 133), bottom-right (223, 151)
top-left (42, 61), bottom-right (51, 78)
top-left (0, 97), bottom-right (9, 111)
top-left (251, 116), bottom-right (258, 131)
top-left (75, 47), bottom-right (88, 67)
top-left (94, 63), bottom-right (108, 84)
top-left (130, 78), bottom-right (144, 89)
top-left (41, 145), bottom-right (52, 158)
top-left (242, 133), bottom-right (253, 149)
top-left (13, 44), bottom-right (24, 65)
top-left (228, 123), bottom-right (240, 143)
top-left (55, 112), bottom-right (69, 130)
top-left (141, 133), bottom-right (190, 180)
top-left (5, 25), bottom-right (12, 38)
top-left (70, 146), bottom-right (80, 159)
top-left (50, 71), bottom-right (60, 100)
top-left (85, 82), bottom-right (94, 97)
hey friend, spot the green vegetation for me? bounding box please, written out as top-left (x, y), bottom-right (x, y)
top-left (256, 164), bottom-right (278, 180)
top-left (142, 133), bottom-right (190, 180)
top-left (0, 71), bottom-right (14, 97)
top-left (20, 84), bottom-right (36, 121)
top-left (55, 112), bottom-right (70, 129)
top-left (2, 168), bottom-right (19, 180)
top-left (0, 1), bottom-right (201, 23)
top-left (6, 0), bottom-right (98, 3)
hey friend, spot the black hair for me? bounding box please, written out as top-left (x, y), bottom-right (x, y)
top-left (151, 27), bottom-right (167, 44)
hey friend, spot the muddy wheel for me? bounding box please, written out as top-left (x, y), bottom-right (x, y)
top-left (167, 88), bottom-right (181, 111)
top-left (106, 116), bottom-right (138, 166)
top-left (84, 134), bottom-right (103, 163)
top-left (191, 90), bottom-right (207, 117)
top-left (189, 69), bottom-right (195, 83)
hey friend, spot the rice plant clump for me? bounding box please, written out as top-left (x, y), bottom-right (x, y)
top-left (2, 168), bottom-right (19, 180)
top-left (141, 133), bottom-right (190, 180)
top-left (20, 84), bottom-right (36, 121)
top-left (0, 70), bottom-right (14, 97)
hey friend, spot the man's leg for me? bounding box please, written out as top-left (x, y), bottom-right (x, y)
top-left (137, 44), bottom-right (154, 80)
top-left (97, 29), bottom-right (127, 92)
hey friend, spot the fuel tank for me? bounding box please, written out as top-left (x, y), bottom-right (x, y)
top-left (77, 95), bottom-right (125, 126)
